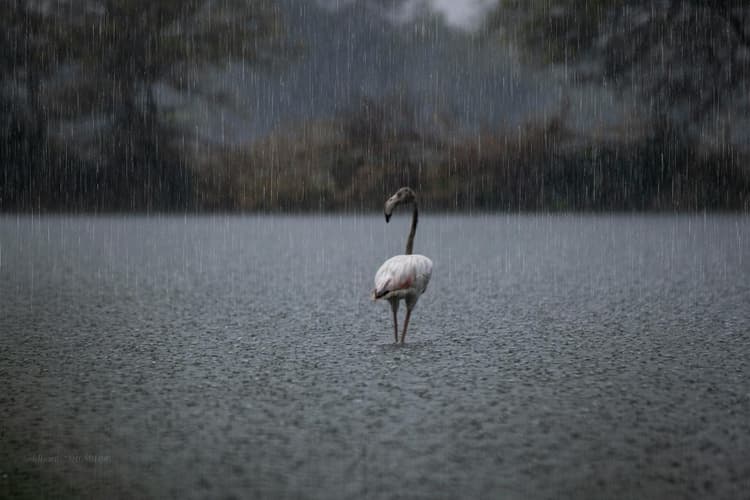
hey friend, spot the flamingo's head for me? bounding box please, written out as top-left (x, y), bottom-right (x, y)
top-left (384, 187), bottom-right (416, 223)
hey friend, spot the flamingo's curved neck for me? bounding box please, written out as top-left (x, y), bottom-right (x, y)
top-left (405, 202), bottom-right (418, 255)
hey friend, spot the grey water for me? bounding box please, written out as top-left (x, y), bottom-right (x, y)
top-left (1, 214), bottom-right (749, 499)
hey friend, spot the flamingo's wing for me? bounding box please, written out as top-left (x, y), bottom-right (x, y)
top-left (416, 256), bottom-right (432, 293)
top-left (373, 255), bottom-right (431, 299)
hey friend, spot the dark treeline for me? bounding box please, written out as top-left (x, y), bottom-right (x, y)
top-left (1, 0), bottom-right (287, 212)
top-left (193, 105), bottom-right (749, 212)
top-left (1, 1), bottom-right (749, 212)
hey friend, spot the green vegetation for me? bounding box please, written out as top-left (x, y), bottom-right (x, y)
top-left (1, 0), bottom-right (288, 211)
top-left (192, 108), bottom-right (749, 212)
top-left (490, 2), bottom-right (750, 127)
top-left (1, 1), bottom-right (748, 212)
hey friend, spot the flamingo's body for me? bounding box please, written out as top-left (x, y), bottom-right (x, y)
top-left (373, 254), bottom-right (433, 304)
top-left (372, 187), bottom-right (433, 344)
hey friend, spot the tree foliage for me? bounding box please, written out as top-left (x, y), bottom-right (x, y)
top-left (490, 1), bottom-right (750, 131)
top-left (1, 0), bottom-right (289, 210)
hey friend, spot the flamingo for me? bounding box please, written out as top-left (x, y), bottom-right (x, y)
top-left (372, 187), bottom-right (433, 344)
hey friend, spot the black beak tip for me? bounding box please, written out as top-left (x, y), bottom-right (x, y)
top-left (385, 213), bottom-right (391, 223)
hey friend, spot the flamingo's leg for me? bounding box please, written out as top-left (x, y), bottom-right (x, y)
top-left (400, 308), bottom-right (412, 345)
top-left (389, 299), bottom-right (399, 343)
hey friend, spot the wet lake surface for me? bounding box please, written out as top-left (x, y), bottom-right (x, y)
top-left (1, 214), bottom-right (749, 499)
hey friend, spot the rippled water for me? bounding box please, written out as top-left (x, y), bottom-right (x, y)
top-left (2, 214), bottom-right (749, 499)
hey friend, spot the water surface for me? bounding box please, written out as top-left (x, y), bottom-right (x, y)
top-left (1, 214), bottom-right (749, 499)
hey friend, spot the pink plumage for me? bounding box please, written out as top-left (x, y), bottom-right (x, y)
top-left (373, 254), bottom-right (433, 301)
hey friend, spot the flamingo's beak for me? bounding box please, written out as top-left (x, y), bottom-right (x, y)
top-left (384, 194), bottom-right (398, 222)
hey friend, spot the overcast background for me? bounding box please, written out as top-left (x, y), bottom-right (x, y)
top-left (183, 0), bottom-right (625, 143)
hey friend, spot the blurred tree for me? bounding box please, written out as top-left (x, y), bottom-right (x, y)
top-left (335, 93), bottom-right (442, 207)
top-left (70, 0), bottom-right (289, 210)
top-left (489, 1), bottom-right (750, 138)
top-left (0, 1), bottom-right (71, 207)
top-left (1, 0), bottom-right (290, 210)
